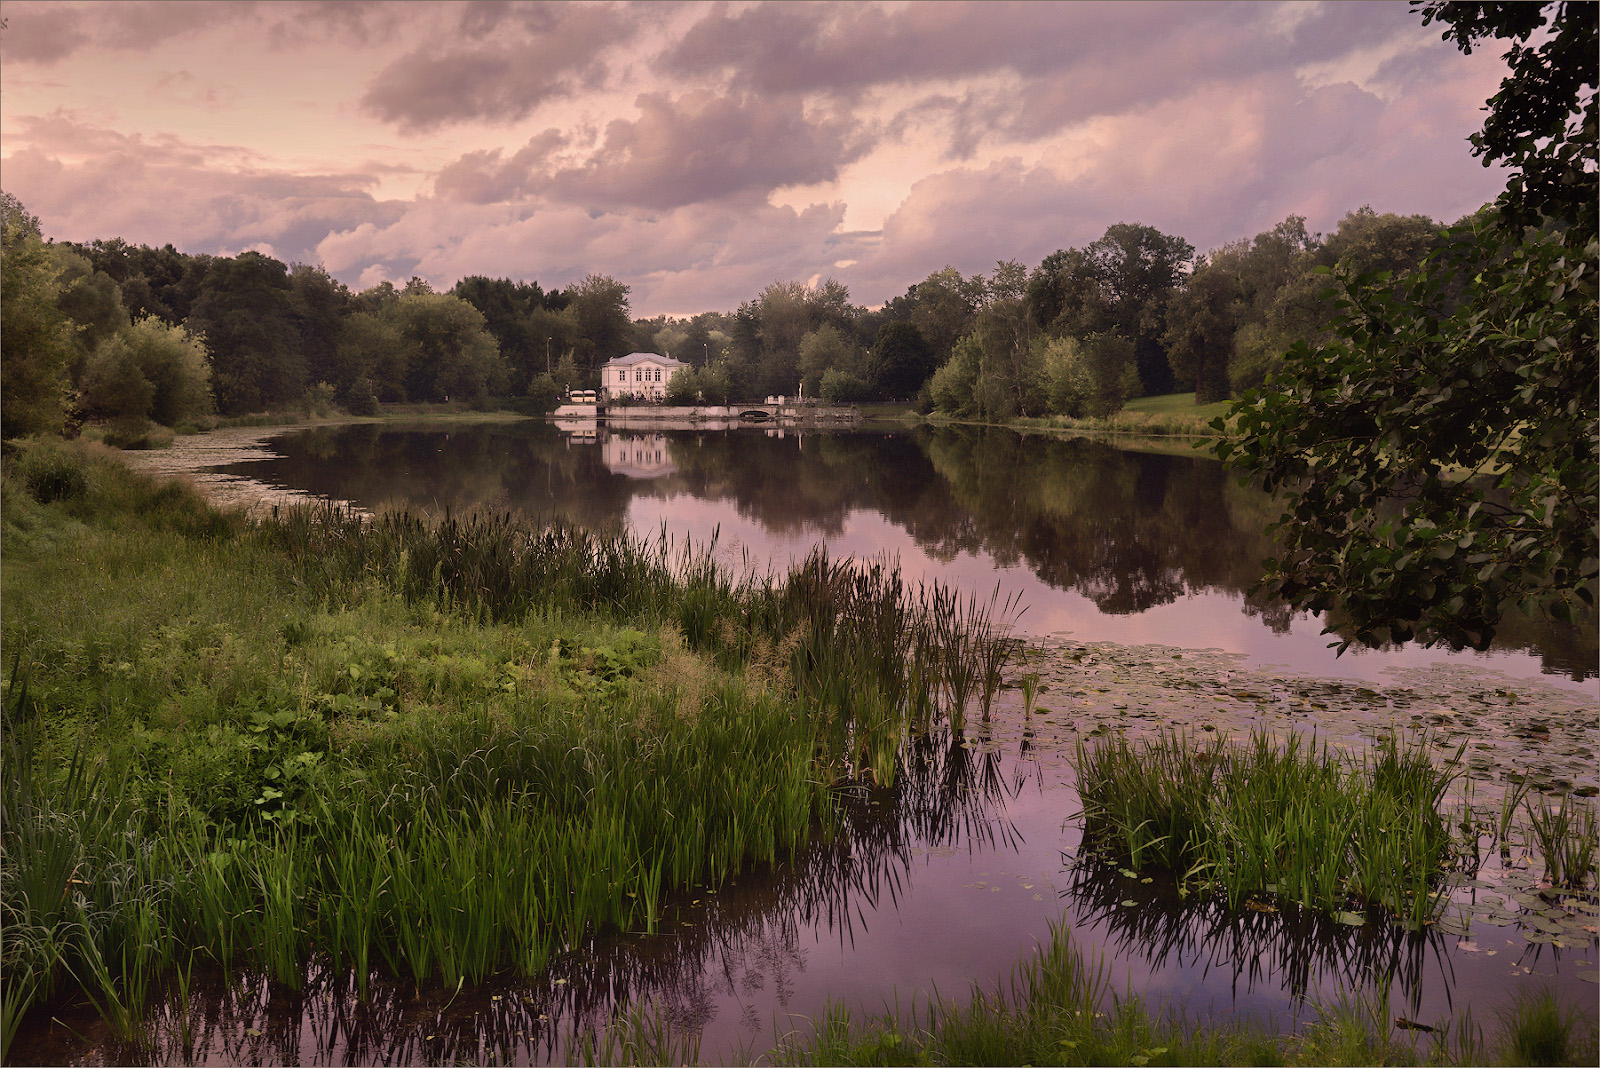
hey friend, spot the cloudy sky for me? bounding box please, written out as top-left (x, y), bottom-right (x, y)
top-left (1, 0), bottom-right (1512, 316)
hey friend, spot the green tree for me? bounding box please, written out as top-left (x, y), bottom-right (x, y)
top-left (870, 320), bottom-right (937, 401)
top-left (289, 263), bottom-right (352, 398)
top-left (1219, 1), bottom-right (1597, 649)
top-left (452, 275), bottom-right (554, 389)
top-left (50, 246), bottom-right (130, 377)
top-left (664, 365), bottom-right (700, 404)
top-left (336, 311), bottom-right (408, 403)
top-left (819, 366), bottom-right (872, 402)
top-left (1, 194), bottom-right (75, 436)
top-left (525, 371), bottom-right (561, 413)
top-left (797, 323), bottom-right (863, 397)
top-left (1038, 333), bottom-right (1135, 417)
top-left (1164, 216), bottom-right (1320, 403)
top-left (1082, 223), bottom-right (1194, 396)
top-left (188, 251), bottom-right (302, 414)
top-left (392, 293), bottom-right (504, 403)
top-left (80, 342), bottom-right (155, 428)
top-left (563, 274), bottom-right (632, 373)
top-left (81, 318), bottom-right (213, 429)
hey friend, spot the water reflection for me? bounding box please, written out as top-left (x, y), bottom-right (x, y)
top-left (20, 729), bottom-right (1031, 1066)
top-left (227, 422), bottom-right (1593, 683)
top-left (1061, 853), bottom-right (1450, 1016)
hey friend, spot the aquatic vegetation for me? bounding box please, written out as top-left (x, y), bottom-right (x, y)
top-left (0, 441), bottom-right (1021, 1052)
top-left (1523, 793), bottom-right (1599, 889)
top-left (1072, 729), bottom-right (1459, 925)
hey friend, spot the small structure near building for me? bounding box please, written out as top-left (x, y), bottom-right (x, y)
top-left (602, 352), bottom-right (685, 402)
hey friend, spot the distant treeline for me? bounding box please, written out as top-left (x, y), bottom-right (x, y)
top-left (0, 189), bottom-right (1454, 437)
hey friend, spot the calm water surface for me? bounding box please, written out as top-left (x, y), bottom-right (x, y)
top-left (228, 421), bottom-right (1595, 690)
top-left (20, 421), bottom-right (1594, 1065)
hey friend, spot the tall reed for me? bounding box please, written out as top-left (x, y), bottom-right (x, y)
top-left (1073, 730), bottom-right (1458, 926)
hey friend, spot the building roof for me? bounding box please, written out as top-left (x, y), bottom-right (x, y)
top-left (604, 352), bottom-right (685, 368)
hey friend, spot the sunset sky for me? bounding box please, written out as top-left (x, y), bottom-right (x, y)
top-left (0, 0), bottom-right (1513, 316)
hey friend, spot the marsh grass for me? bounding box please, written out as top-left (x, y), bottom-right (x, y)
top-left (1497, 986), bottom-right (1598, 1066)
top-left (1073, 730), bottom-right (1459, 925)
top-left (1523, 794), bottom-right (1599, 889)
top-left (1, 439), bottom-right (1018, 1047)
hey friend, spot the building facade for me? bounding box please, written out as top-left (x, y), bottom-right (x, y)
top-left (601, 352), bottom-right (685, 401)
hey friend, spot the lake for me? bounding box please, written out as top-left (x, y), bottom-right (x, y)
top-left (206, 420), bottom-right (1595, 691)
top-left (29, 419), bottom-right (1592, 1065)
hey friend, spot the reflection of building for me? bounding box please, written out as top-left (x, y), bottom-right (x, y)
top-left (602, 352), bottom-right (685, 401)
top-left (601, 432), bottom-right (676, 478)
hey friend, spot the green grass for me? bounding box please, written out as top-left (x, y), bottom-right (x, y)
top-left (1072, 730), bottom-right (1460, 927)
top-left (0, 437), bottom-right (1018, 1055)
top-left (930, 393), bottom-right (1237, 438)
top-left (1123, 392), bottom-right (1235, 419)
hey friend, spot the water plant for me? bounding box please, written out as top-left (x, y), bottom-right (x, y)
top-left (1523, 793), bottom-right (1599, 888)
top-left (1072, 729), bottom-right (1459, 926)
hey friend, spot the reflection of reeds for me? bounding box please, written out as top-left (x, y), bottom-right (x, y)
top-left (1060, 852), bottom-right (1443, 1012)
top-left (1072, 730), bottom-right (1458, 926)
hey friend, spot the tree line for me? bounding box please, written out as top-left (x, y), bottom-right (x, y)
top-left (0, 187), bottom-right (1465, 439)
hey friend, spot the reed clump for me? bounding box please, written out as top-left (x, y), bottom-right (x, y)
top-left (1072, 729), bottom-right (1459, 926)
top-left (1, 440), bottom-right (1018, 1053)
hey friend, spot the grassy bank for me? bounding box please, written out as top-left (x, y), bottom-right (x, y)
top-left (917, 393), bottom-right (1235, 441)
top-left (0, 439), bottom-right (1016, 1057)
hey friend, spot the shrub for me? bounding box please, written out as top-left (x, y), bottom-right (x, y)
top-left (14, 440), bottom-right (90, 502)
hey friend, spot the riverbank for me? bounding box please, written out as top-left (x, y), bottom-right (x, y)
top-left (3, 440), bottom-right (1594, 1065)
top-left (0, 438), bottom-right (1013, 1060)
top-left (914, 393), bottom-right (1235, 441)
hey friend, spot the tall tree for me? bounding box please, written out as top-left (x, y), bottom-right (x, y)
top-left (563, 274), bottom-right (632, 374)
top-left (870, 320), bottom-right (937, 401)
top-left (188, 251), bottom-right (302, 414)
top-left (289, 263), bottom-right (352, 393)
top-left (1081, 223), bottom-right (1194, 395)
top-left (1, 193), bottom-right (75, 436)
top-left (1219, 0), bottom-right (1597, 649)
top-left (392, 293), bottom-right (504, 403)
top-left (452, 275), bottom-right (554, 389)
top-left (1163, 216), bottom-right (1320, 403)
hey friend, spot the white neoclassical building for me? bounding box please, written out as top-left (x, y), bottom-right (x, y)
top-left (601, 352), bottom-right (685, 401)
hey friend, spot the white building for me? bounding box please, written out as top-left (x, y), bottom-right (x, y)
top-left (601, 352), bottom-right (685, 401)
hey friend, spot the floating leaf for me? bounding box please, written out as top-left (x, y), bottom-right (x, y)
top-left (1121, 899), bottom-right (1139, 907)
top-left (1333, 911), bottom-right (1366, 926)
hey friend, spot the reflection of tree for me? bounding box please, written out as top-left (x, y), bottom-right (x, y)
top-left (1061, 853), bottom-right (1451, 1017)
top-left (235, 422), bottom-right (1591, 676)
top-left (918, 428), bottom-right (1275, 615)
top-left (77, 731), bottom-right (1022, 1066)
